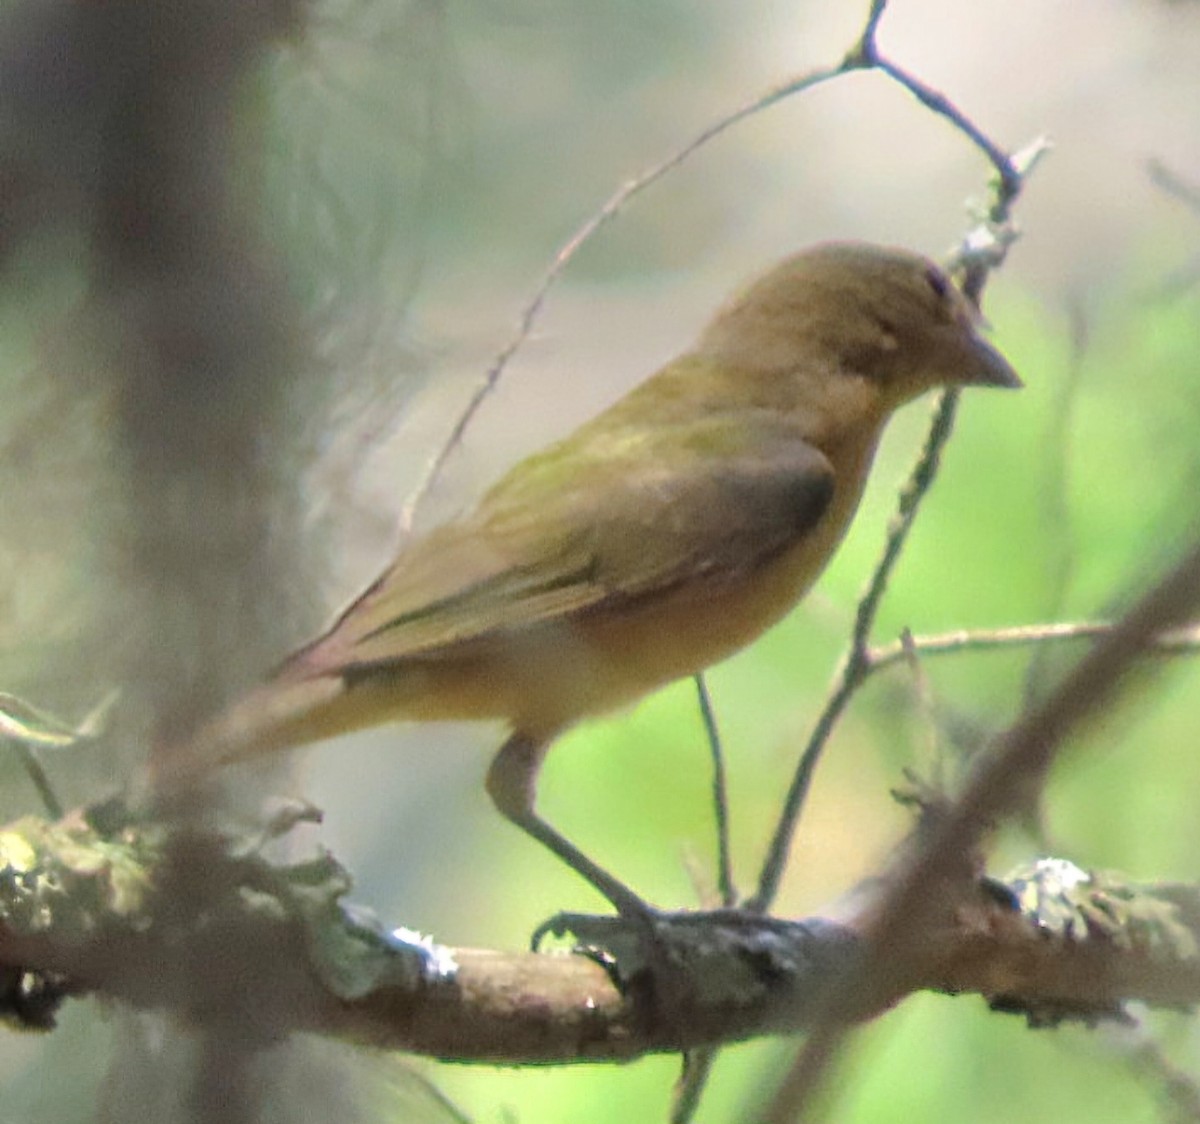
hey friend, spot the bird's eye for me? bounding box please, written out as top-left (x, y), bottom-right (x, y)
top-left (924, 265), bottom-right (951, 301)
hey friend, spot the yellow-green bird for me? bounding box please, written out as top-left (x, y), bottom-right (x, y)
top-left (163, 242), bottom-right (1021, 915)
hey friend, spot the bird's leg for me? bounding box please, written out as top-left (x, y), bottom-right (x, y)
top-left (486, 732), bottom-right (656, 920)
top-left (491, 734), bottom-right (725, 1036)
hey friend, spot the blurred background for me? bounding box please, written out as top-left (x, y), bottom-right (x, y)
top-left (2, 0), bottom-right (1200, 1120)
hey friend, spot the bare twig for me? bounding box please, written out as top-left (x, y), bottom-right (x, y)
top-left (1119, 1026), bottom-right (1200, 1122)
top-left (672, 674), bottom-right (736, 1124)
top-left (899, 629), bottom-right (943, 788)
top-left (749, 387), bottom-right (964, 911)
top-left (694, 675), bottom-right (736, 910)
top-left (863, 620), bottom-right (1200, 675)
top-left (671, 1048), bottom-right (721, 1124)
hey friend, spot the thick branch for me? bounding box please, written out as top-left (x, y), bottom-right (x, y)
top-left (0, 809), bottom-right (1197, 1063)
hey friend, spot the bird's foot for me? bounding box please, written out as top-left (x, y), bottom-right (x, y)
top-left (531, 906), bottom-right (839, 1043)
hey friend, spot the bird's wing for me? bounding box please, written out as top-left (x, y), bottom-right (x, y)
top-left (294, 411), bottom-right (835, 674)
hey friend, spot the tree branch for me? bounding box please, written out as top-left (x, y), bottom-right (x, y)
top-left (1, 808), bottom-right (1198, 1065)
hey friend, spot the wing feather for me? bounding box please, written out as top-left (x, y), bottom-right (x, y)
top-left (293, 410), bottom-right (834, 675)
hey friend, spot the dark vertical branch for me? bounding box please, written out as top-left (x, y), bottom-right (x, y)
top-left (86, 1), bottom-right (307, 753)
top-left (1, 2), bottom-right (320, 1121)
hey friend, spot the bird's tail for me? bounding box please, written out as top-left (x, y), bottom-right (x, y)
top-left (149, 671), bottom-right (347, 795)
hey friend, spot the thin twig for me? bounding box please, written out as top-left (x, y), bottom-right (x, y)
top-left (694, 674), bottom-right (735, 910)
top-left (872, 58), bottom-right (1018, 196)
top-left (863, 620), bottom-right (1200, 675)
top-left (1119, 1026), bottom-right (1200, 1123)
top-left (671, 1047), bottom-right (721, 1124)
top-left (673, 674), bottom-right (737, 1124)
top-left (748, 389), bottom-right (963, 911)
top-left (899, 628), bottom-right (943, 789)
top-left (6, 744), bottom-right (62, 820)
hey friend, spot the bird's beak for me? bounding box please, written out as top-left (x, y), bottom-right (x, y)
top-left (961, 331), bottom-right (1023, 390)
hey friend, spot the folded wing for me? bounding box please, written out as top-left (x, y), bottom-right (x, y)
top-left (290, 410), bottom-right (836, 677)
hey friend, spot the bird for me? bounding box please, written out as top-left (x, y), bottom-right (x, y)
top-left (159, 241), bottom-right (1022, 918)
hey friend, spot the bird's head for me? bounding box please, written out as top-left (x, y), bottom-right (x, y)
top-left (697, 241), bottom-right (1021, 410)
